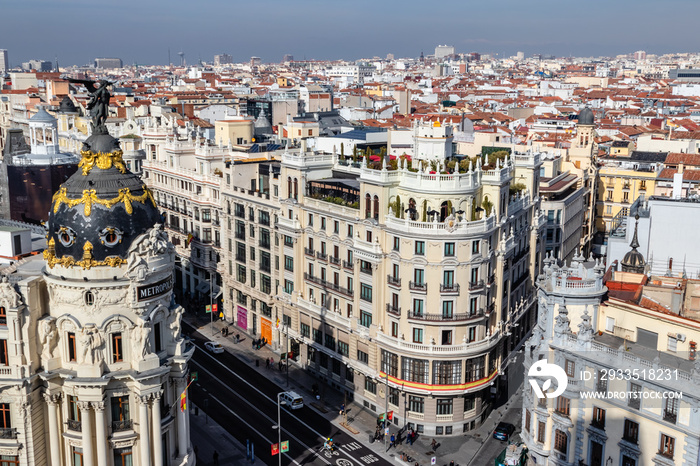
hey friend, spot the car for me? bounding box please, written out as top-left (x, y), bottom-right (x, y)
top-left (493, 422), bottom-right (515, 441)
top-left (204, 341), bottom-right (224, 354)
top-left (279, 391), bottom-right (304, 410)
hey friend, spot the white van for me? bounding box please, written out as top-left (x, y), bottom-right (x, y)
top-left (280, 391), bottom-right (304, 410)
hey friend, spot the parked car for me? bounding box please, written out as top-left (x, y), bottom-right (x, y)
top-left (204, 341), bottom-right (224, 354)
top-left (493, 422), bottom-right (516, 441)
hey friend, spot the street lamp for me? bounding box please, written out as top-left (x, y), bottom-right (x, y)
top-left (274, 392), bottom-right (286, 466)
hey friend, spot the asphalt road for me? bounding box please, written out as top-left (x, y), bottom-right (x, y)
top-left (185, 322), bottom-right (392, 466)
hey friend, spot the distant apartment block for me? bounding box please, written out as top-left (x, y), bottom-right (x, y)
top-left (435, 45), bottom-right (455, 59)
top-left (214, 53), bottom-right (233, 66)
top-left (0, 49), bottom-right (8, 73)
top-left (21, 59), bottom-right (51, 71)
top-left (94, 57), bottom-right (123, 69)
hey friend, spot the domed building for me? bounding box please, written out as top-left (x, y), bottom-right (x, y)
top-left (0, 96), bottom-right (195, 465)
top-left (620, 215), bottom-right (646, 273)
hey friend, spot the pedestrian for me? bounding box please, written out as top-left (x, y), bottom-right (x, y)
top-left (390, 433), bottom-right (396, 449)
top-left (340, 403), bottom-right (345, 415)
top-left (409, 428), bottom-right (415, 445)
top-left (213, 450), bottom-right (219, 466)
top-left (265, 358), bottom-right (270, 369)
top-left (431, 438), bottom-right (438, 451)
top-left (278, 359), bottom-right (283, 371)
top-left (270, 357), bottom-right (274, 369)
top-left (449, 461), bottom-right (455, 466)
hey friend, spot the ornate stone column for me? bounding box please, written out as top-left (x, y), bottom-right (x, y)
top-left (43, 394), bottom-right (62, 466)
top-left (92, 401), bottom-right (108, 466)
top-left (177, 379), bottom-right (188, 458)
top-left (152, 392), bottom-right (163, 466)
top-left (138, 395), bottom-right (152, 466)
top-left (78, 401), bottom-right (94, 466)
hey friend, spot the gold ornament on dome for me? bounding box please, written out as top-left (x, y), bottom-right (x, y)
top-left (43, 241), bottom-right (127, 270)
top-left (79, 150), bottom-right (126, 175)
top-left (51, 185), bottom-right (156, 216)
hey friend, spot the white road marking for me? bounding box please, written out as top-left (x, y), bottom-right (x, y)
top-left (360, 454), bottom-right (379, 463)
top-left (343, 442), bottom-right (362, 451)
top-left (191, 337), bottom-right (369, 466)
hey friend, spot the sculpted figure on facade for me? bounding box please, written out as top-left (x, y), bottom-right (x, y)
top-left (80, 325), bottom-right (105, 365)
top-left (132, 322), bottom-right (152, 360)
top-left (169, 306), bottom-right (184, 341)
top-left (126, 224), bottom-right (174, 278)
top-left (38, 317), bottom-right (58, 361)
top-left (0, 275), bottom-right (20, 308)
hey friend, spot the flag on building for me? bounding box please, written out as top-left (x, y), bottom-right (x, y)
top-left (378, 411), bottom-right (393, 422)
top-left (180, 392), bottom-right (187, 412)
top-left (187, 234), bottom-right (194, 245)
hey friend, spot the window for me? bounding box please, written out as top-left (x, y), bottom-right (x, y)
top-left (237, 265), bottom-right (247, 284)
top-left (408, 395), bottom-right (424, 413)
top-left (113, 449), bottom-right (133, 466)
top-left (283, 280), bottom-right (294, 294)
top-left (357, 349), bottom-right (369, 364)
top-left (324, 334), bottom-right (335, 351)
top-left (468, 326), bottom-right (476, 342)
top-left (444, 242), bottom-right (455, 256)
top-left (415, 241), bottom-right (425, 255)
top-left (436, 399), bottom-right (453, 415)
top-left (629, 383), bottom-right (642, 409)
top-left (525, 410), bottom-right (531, 433)
top-left (0, 340), bottom-right (7, 366)
top-left (154, 322), bottom-right (162, 353)
top-left (0, 455), bottom-right (18, 466)
top-left (592, 406), bottom-right (605, 429)
top-left (442, 301), bottom-right (453, 318)
top-left (402, 357), bottom-right (429, 383)
top-left (565, 359), bottom-right (575, 377)
top-left (0, 404), bottom-right (10, 429)
top-left (73, 448), bottom-right (84, 466)
top-left (664, 397), bottom-right (678, 424)
top-left (464, 395), bottom-right (475, 412)
top-left (554, 430), bottom-right (567, 454)
top-left (112, 333), bottom-right (123, 363)
top-left (68, 332), bottom-right (77, 362)
top-left (284, 235), bottom-right (294, 247)
top-left (412, 328), bottom-right (423, 343)
top-left (321, 217), bottom-right (326, 230)
top-left (389, 388), bottom-right (399, 407)
top-left (381, 350), bottom-right (399, 377)
top-left (284, 255), bottom-right (294, 272)
top-left (360, 284), bottom-right (372, 302)
top-left (68, 395), bottom-right (80, 422)
top-left (393, 236), bottom-right (400, 251)
top-left (300, 323), bottom-right (310, 338)
top-left (434, 360), bottom-right (461, 385)
top-left (472, 240), bottom-right (480, 254)
top-left (465, 356), bottom-right (485, 382)
top-left (111, 396), bottom-right (130, 424)
top-left (537, 421), bottom-right (546, 443)
top-left (413, 299), bottom-right (424, 317)
top-left (364, 378), bottom-right (377, 394)
top-left (623, 419), bottom-right (639, 444)
top-left (348, 224), bottom-right (353, 237)
top-left (0, 307), bottom-right (6, 325)
top-left (659, 434), bottom-right (674, 459)
top-left (337, 341), bottom-right (349, 356)
top-left (414, 268), bottom-right (424, 285)
top-left (443, 270), bottom-right (454, 287)
top-left (555, 397), bottom-right (570, 416)
top-left (334, 221), bottom-right (339, 234)
top-left (359, 311), bottom-right (372, 328)
top-left (441, 330), bottom-right (452, 345)
top-left (667, 335), bottom-right (677, 352)
top-left (391, 322), bottom-right (399, 338)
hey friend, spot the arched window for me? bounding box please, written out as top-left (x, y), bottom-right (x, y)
top-left (287, 177), bottom-right (292, 199)
top-left (365, 194), bottom-right (372, 219)
top-left (440, 201), bottom-right (449, 222)
top-left (373, 195), bottom-right (379, 221)
top-left (293, 178), bottom-right (298, 201)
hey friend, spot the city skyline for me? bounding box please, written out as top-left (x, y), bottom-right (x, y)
top-left (1, 0), bottom-right (698, 67)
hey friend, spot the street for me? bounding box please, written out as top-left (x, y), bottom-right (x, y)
top-left (186, 322), bottom-right (393, 466)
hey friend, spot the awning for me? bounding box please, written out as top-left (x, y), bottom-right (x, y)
top-left (195, 282), bottom-right (222, 299)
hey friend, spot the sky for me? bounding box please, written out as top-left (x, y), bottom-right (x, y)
top-left (1, 0), bottom-right (698, 67)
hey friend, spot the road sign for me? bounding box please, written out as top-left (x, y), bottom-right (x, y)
top-left (212, 303), bottom-right (218, 313)
top-left (205, 305), bottom-right (212, 313)
top-left (431, 457), bottom-right (436, 465)
top-left (281, 440), bottom-right (289, 452)
top-left (190, 372), bottom-right (198, 382)
top-left (271, 443), bottom-right (279, 456)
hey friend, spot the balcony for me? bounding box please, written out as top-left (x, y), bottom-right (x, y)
top-left (409, 281), bottom-right (427, 292)
top-left (316, 251), bottom-right (328, 261)
top-left (305, 248), bottom-right (315, 258)
top-left (440, 283), bottom-right (460, 294)
top-left (259, 240), bottom-right (271, 250)
top-left (342, 260), bottom-right (354, 271)
top-left (387, 275), bottom-right (401, 287)
top-left (360, 264), bottom-right (373, 276)
top-left (663, 411), bottom-right (677, 424)
top-left (67, 419), bottom-right (82, 432)
top-left (407, 309), bottom-right (484, 322)
top-left (386, 304), bottom-right (401, 317)
top-left (0, 428), bottom-right (17, 439)
top-left (303, 273), bottom-right (353, 298)
top-left (112, 419), bottom-right (133, 432)
top-left (468, 280), bottom-right (485, 291)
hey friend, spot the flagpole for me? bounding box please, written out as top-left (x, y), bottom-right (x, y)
top-left (210, 271), bottom-right (213, 337)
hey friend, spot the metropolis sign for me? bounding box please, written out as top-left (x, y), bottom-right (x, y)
top-left (136, 276), bottom-right (174, 302)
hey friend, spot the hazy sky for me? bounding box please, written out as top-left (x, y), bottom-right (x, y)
top-left (2, 0), bottom-right (697, 66)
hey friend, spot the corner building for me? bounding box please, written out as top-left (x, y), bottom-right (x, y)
top-left (275, 148), bottom-right (546, 435)
top-left (0, 128), bottom-right (194, 464)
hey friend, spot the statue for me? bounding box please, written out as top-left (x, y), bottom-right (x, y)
top-left (67, 78), bottom-right (111, 132)
top-left (0, 275), bottom-right (20, 308)
top-left (132, 322), bottom-right (152, 359)
top-left (169, 306), bottom-right (184, 341)
top-left (79, 326), bottom-right (104, 365)
top-left (126, 225), bottom-right (174, 277)
top-left (38, 317), bottom-right (58, 361)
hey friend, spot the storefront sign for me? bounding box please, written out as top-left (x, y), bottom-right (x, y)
top-left (237, 306), bottom-right (248, 330)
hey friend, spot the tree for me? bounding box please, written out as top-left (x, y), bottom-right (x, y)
top-left (340, 142), bottom-right (345, 160)
top-left (482, 198), bottom-right (493, 217)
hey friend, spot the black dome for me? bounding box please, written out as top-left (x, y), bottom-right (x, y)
top-left (578, 107), bottom-right (594, 126)
top-left (58, 96), bottom-right (78, 114)
top-left (45, 132), bottom-right (161, 268)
